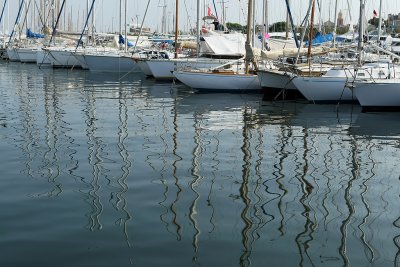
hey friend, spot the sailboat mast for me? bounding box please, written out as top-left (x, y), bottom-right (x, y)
top-left (286, 0), bottom-right (290, 39)
top-left (245, 0), bottom-right (253, 74)
top-left (174, 0), bottom-right (179, 58)
top-left (119, 0), bottom-right (122, 35)
top-left (0, 0), bottom-right (8, 31)
top-left (196, 0), bottom-right (200, 56)
top-left (307, 0), bottom-right (315, 65)
top-left (124, 0), bottom-right (127, 52)
top-left (377, 0), bottom-right (382, 45)
top-left (332, 0), bottom-right (338, 47)
top-left (357, 0), bottom-right (365, 66)
top-left (262, 0), bottom-right (267, 50)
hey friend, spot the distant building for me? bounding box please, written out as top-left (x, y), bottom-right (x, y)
top-left (388, 13), bottom-right (400, 29)
top-left (337, 10), bottom-right (344, 27)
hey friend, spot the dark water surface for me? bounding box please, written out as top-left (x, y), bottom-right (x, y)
top-left (1, 61), bottom-right (400, 266)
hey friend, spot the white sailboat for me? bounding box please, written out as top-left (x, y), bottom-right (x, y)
top-left (16, 46), bottom-right (38, 63)
top-left (81, 0), bottom-right (152, 73)
top-left (174, 67), bottom-right (261, 92)
top-left (45, 46), bottom-right (85, 68)
top-left (173, 0), bottom-right (261, 92)
top-left (292, 60), bottom-right (400, 102)
top-left (143, 0), bottom-right (246, 80)
top-left (350, 78), bottom-right (400, 111)
top-left (83, 49), bottom-right (141, 73)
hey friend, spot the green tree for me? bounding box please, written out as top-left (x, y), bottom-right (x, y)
top-left (269, 21), bottom-right (287, 32)
top-left (226, 22), bottom-right (244, 32)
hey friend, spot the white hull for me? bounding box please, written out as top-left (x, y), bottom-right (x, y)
top-left (352, 80), bottom-right (400, 108)
top-left (47, 49), bottom-right (82, 68)
top-left (16, 48), bottom-right (38, 63)
top-left (136, 59), bottom-right (152, 76)
top-left (6, 47), bottom-right (19, 61)
top-left (84, 54), bottom-right (140, 72)
top-left (73, 53), bottom-right (89, 69)
top-left (146, 58), bottom-right (233, 80)
top-left (174, 70), bottom-right (261, 91)
top-left (292, 76), bottom-right (355, 102)
top-left (36, 50), bottom-right (52, 66)
top-left (291, 63), bottom-right (396, 102)
top-left (257, 69), bottom-right (297, 90)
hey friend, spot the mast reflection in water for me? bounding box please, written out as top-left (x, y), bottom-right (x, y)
top-left (0, 62), bottom-right (400, 267)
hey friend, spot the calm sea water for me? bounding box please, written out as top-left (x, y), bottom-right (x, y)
top-left (1, 61), bottom-right (400, 267)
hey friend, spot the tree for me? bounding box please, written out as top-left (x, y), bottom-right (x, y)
top-left (226, 22), bottom-right (244, 32)
top-left (368, 17), bottom-right (380, 27)
top-left (269, 21), bottom-right (287, 32)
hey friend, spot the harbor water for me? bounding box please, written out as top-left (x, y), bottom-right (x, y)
top-left (1, 61), bottom-right (400, 266)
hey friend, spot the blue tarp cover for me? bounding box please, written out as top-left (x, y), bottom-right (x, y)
top-left (27, 28), bottom-right (44, 38)
top-left (118, 34), bottom-right (134, 47)
top-left (305, 32), bottom-right (333, 46)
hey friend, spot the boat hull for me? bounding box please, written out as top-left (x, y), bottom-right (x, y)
top-left (136, 59), bottom-right (153, 76)
top-left (36, 50), bottom-right (52, 66)
top-left (47, 49), bottom-right (82, 68)
top-left (292, 76), bottom-right (356, 102)
top-left (73, 53), bottom-right (89, 69)
top-left (6, 48), bottom-right (20, 61)
top-left (147, 58), bottom-right (233, 80)
top-left (16, 48), bottom-right (38, 63)
top-left (257, 69), bottom-right (297, 90)
top-left (174, 70), bottom-right (261, 92)
top-left (352, 80), bottom-right (400, 111)
top-left (84, 54), bottom-right (140, 73)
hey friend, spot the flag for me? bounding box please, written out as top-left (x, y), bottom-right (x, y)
top-left (373, 9), bottom-right (378, 17)
top-left (207, 6), bottom-right (212, 16)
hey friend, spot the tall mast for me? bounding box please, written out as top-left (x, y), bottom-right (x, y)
top-left (174, 0), bottom-right (179, 58)
top-left (0, 0), bottom-right (8, 34)
top-left (245, 0), bottom-right (253, 74)
top-left (357, 0), bottom-right (365, 66)
top-left (119, 0), bottom-right (122, 35)
top-left (252, 0), bottom-right (256, 46)
top-left (286, 0), bottom-right (290, 39)
top-left (332, 0), bottom-right (338, 47)
top-left (124, 0), bottom-right (127, 52)
top-left (307, 0), bottom-right (315, 65)
top-left (262, 0), bottom-right (267, 50)
top-left (377, 0), bottom-right (382, 46)
top-left (196, 0), bottom-right (200, 56)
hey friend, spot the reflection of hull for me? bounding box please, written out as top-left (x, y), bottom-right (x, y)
top-left (84, 53), bottom-right (140, 73)
top-left (175, 90), bottom-right (260, 116)
top-left (352, 79), bottom-right (400, 110)
top-left (147, 58), bottom-right (233, 80)
top-left (174, 70), bottom-right (261, 92)
top-left (289, 103), bottom-right (359, 128)
top-left (350, 112), bottom-right (400, 137)
top-left (16, 47), bottom-right (38, 63)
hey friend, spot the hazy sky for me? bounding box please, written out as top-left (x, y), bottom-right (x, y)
top-left (1, 0), bottom-right (399, 33)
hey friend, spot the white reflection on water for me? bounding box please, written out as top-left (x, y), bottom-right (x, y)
top-left (0, 62), bottom-right (400, 266)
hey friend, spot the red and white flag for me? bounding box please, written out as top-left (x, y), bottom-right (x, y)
top-left (373, 9), bottom-right (378, 17)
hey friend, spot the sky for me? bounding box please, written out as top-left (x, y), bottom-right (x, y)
top-left (1, 0), bottom-right (400, 34)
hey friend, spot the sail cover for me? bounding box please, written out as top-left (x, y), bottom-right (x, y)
top-left (26, 28), bottom-right (45, 39)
